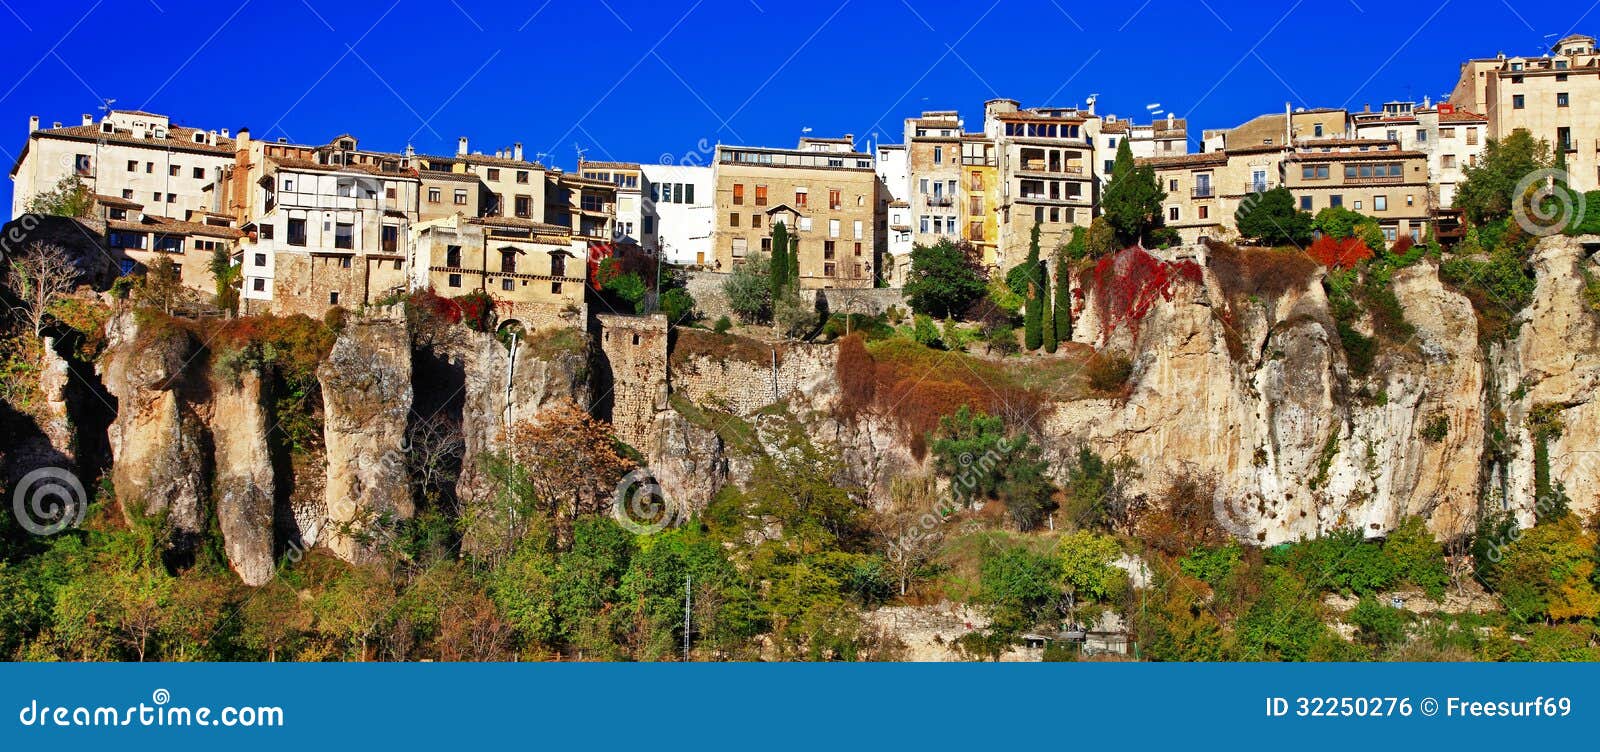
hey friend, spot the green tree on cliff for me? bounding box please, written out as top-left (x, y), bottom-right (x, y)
top-left (1041, 256), bottom-right (1056, 353)
top-left (1053, 249), bottom-right (1072, 344)
top-left (1101, 139), bottom-right (1167, 246)
top-left (769, 222), bottom-right (791, 300)
top-left (1023, 222), bottom-right (1043, 350)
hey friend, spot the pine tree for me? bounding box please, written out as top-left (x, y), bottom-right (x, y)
top-left (1041, 256), bottom-right (1057, 353)
top-left (1023, 222), bottom-right (1043, 351)
top-left (1053, 249), bottom-right (1072, 344)
top-left (769, 222), bottom-right (790, 301)
top-left (1101, 139), bottom-right (1167, 246)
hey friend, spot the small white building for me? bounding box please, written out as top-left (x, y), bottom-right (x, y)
top-left (640, 163), bottom-right (713, 267)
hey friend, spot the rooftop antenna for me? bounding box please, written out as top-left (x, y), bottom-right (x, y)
top-left (801, 126), bottom-right (813, 134)
top-left (574, 143), bottom-right (587, 166)
top-left (97, 98), bottom-right (117, 114)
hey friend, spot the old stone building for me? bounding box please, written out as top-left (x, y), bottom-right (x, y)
top-left (1450, 33), bottom-right (1599, 191)
top-left (10, 110), bottom-right (235, 219)
top-left (595, 313), bottom-right (668, 450)
top-left (985, 98), bottom-right (1101, 264)
top-left (410, 214), bottom-right (587, 330)
top-left (711, 136), bottom-right (879, 288)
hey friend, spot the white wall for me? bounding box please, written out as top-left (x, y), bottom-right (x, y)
top-left (641, 164), bottom-right (713, 266)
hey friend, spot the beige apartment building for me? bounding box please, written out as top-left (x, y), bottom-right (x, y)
top-left (410, 214), bottom-right (587, 330)
top-left (905, 112), bottom-right (964, 249)
top-left (579, 161), bottom-right (644, 245)
top-left (1203, 107), bottom-right (1348, 152)
top-left (711, 136), bottom-right (879, 288)
top-left (1143, 151), bottom-right (1230, 244)
top-left (545, 171), bottom-right (617, 243)
top-left (984, 98), bottom-right (1100, 263)
top-left (1286, 140), bottom-right (1433, 243)
top-left (416, 138), bottom-right (545, 222)
top-left (960, 134), bottom-right (999, 266)
top-left (95, 194), bottom-right (243, 296)
top-left (1450, 33), bottom-right (1599, 191)
top-left (1350, 100), bottom-right (1488, 208)
top-left (10, 110), bottom-right (236, 220)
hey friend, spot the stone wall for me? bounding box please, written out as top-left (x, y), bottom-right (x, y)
top-left (683, 270), bottom-right (905, 323)
top-left (668, 329), bottom-right (836, 416)
top-left (596, 313), bottom-right (669, 450)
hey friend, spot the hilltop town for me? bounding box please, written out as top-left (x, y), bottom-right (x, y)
top-left (1, 33), bottom-right (1599, 662)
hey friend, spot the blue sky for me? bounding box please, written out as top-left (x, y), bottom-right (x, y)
top-left (0, 0), bottom-right (1592, 209)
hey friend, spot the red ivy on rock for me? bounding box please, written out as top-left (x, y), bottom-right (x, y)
top-left (1307, 235), bottom-right (1374, 270)
top-left (1091, 245), bottom-right (1202, 340)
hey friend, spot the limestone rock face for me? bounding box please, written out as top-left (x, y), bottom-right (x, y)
top-left (101, 312), bottom-right (209, 547)
top-left (318, 316), bottom-right (413, 564)
top-left (212, 370), bottom-right (276, 586)
top-left (1498, 235), bottom-right (1600, 523)
top-left (646, 409), bottom-right (728, 517)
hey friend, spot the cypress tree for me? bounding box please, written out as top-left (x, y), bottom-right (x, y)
top-left (770, 222), bottom-right (790, 300)
top-left (1023, 221), bottom-right (1043, 351)
top-left (1041, 256), bottom-right (1057, 353)
top-left (787, 232), bottom-right (799, 286)
top-left (1053, 249), bottom-right (1072, 343)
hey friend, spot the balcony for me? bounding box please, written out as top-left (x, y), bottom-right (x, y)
top-left (1192, 186), bottom-right (1214, 199)
top-left (926, 196), bottom-right (954, 207)
top-left (1342, 175), bottom-right (1403, 186)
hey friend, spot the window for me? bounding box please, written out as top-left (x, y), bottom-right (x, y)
top-left (1300, 195), bottom-right (1313, 211)
top-left (643, 216), bottom-right (654, 234)
top-left (254, 253), bottom-right (266, 266)
top-left (448, 273), bottom-right (462, 288)
top-left (515, 195), bottom-right (531, 217)
top-left (429, 188), bottom-right (441, 203)
top-left (1513, 94), bottom-right (1525, 109)
top-left (1330, 195), bottom-right (1343, 208)
top-left (1169, 179), bottom-right (1178, 191)
top-left (329, 292), bottom-right (340, 305)
top-left (1557, 92), bottom-right (1569, 107)
top-left (502, 279), bottom-right (515, 291)
top-left (1353, 200), bottom-right (1363, 210)
top-left (733, 184), bottom-right (744, 205)
top-left (1168, 206), bottom-right (1180, 221)
top-left (259, 223), bottom-right (274, 240)
top-left (1416, 129), bottom-right (1428, 143)
top-left (1558, 127), bottom-right (1572, 151)
top-left (1302, 165), bottom-right (1329, 179)
top-left (933, 146), bottom-right (943, 163)
top-left (335, 222), bottom-right (354, 249)
top-left (1442, 154), bottom-right (1456, 168)
top-left (382, 225), bottom-right (398, 253)
top-left (287, 218), bottom-right (307, 246)
top-left (169, 165), bottom-right (180, 177)
top-left (795, 188), bottom-right (808, 207)
top-left (829, 189), bottom-right (841, 209)
top-left (729, 213), bottom-right (740, 227)
top-left (1383, 227), bottom-right (1398, 243)
top-left (166, 193), bottom-right (175, 203)
top-left (1466, 129), bottom-right (1479, 146)
top-left (1374, 196), bottom-right (1388, 211)
top-left (828, 218), bottom-right (840, 238)
top-left (153, 192), bottom-right (161, 202)
top-left (1198, 205), bottom-right (1209, 219)
top-left (761, 237), bottom-right (773, 253)
top-left (752, 214), bottom-right (763, 229)
top-left (685, 184), bottom-right (695, 204)
top-left (454, 189), bottom-right (468, 205)
top-left (121, 189), bottom-right (133, 199)
top-left (854, 242), bottom-right (862, 256)
top-left (798, 217), bottom-right (812, 231)
top-left (486, 168), bottom-right (500, 181)
top-left (731, 237), bottom-right (748, 257)
top-left (824, 262), bottom-right (836, 277)
top-left (252, 278), bottom-right (265, 292)
top-left (854, 220), bottom-right (863, 240)
top-left (516, 171), bottom-right (529, 184)
top-left (1441, 127), bottom-right (1455, 139)
top-left (1314, 123), bottom-right (1324, 137)
top-left (386, 187), bottom-right (397, 200)
top-left (551, 254), bottom-right (566, 278)
top-left (824, 241), bottom-right (836, 259)
top-left (755, 185), bottom-right (767, 206)
top-left (283, 178), bottom-right (294, 191)
top-left (1406, 195), bottom-right (1414, 206)
top-left (339, 257), bottom-right (351, 269)
top-left (487, 194), bottom-right (503, 215)
top-left (127, 160), bottom-right (138, 172)
top-left (919, 216), bottom-right (929, 233)
top-left (552, 282), bottom-right (563, 294)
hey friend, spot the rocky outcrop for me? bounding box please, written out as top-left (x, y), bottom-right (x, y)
top-left (212, 370), bottom-right (276, 586)
top-left (1496, 235), bottom-right (1600, 523)
top-left (101, 313), bottom-right (209, 547)
top-left (318, 316), bottom-right (413, 564)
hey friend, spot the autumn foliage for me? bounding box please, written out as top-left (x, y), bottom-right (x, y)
top-left (1307, 235), bottom-right (1374, 270)
top-left (836, 334), bottom-right (1040, 459)
top-left (1090, 245), bottom-right (1202, 339)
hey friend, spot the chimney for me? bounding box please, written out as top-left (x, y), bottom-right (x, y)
top-left (457, 136), bottom-right (468, 156)
top-left (221, 128), bottom-right (230, 138)
top-left (404, 143), bottom-right (415, 162)
top-left (81, 113), bottom-right (92, 126)
top-left (1422, 95), bottom-right (1432, 108)
top-left (513, 142), bottom-right (523, 161)
top-left (236, 127), bottom-right (251, 150)
top-left (1167, 113), bottom-right (1174, 127)
top-left (28, 116), bottom-right (38, 132)
top-left (52, 121), bottom-right (61, 129)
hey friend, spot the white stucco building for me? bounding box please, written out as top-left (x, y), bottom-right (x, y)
top-left (640, 163), bottom-right (712, 266)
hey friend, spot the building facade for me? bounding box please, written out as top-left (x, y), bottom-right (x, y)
top-left (410, 214), bottom-right (586, 329)
top-left (640, 163), bottom-right (713, 266)
top-left (985, 98), bottom-right (1100, 265)
top-left (711, 136), bottom-right (879, 288)
top-left (1450, 33), bottom-right (1598, 191)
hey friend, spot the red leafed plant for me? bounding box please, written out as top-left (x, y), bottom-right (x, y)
top-left (1091, 245), bottom-right (1202, 339)
top-left (1307, 235), bottom-right (1373, 270)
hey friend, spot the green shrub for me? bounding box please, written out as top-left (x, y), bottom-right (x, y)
top-left (1086, 351), bottom-right (1132, 393)
top-left (713, 315), bottom-right (732, 334)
